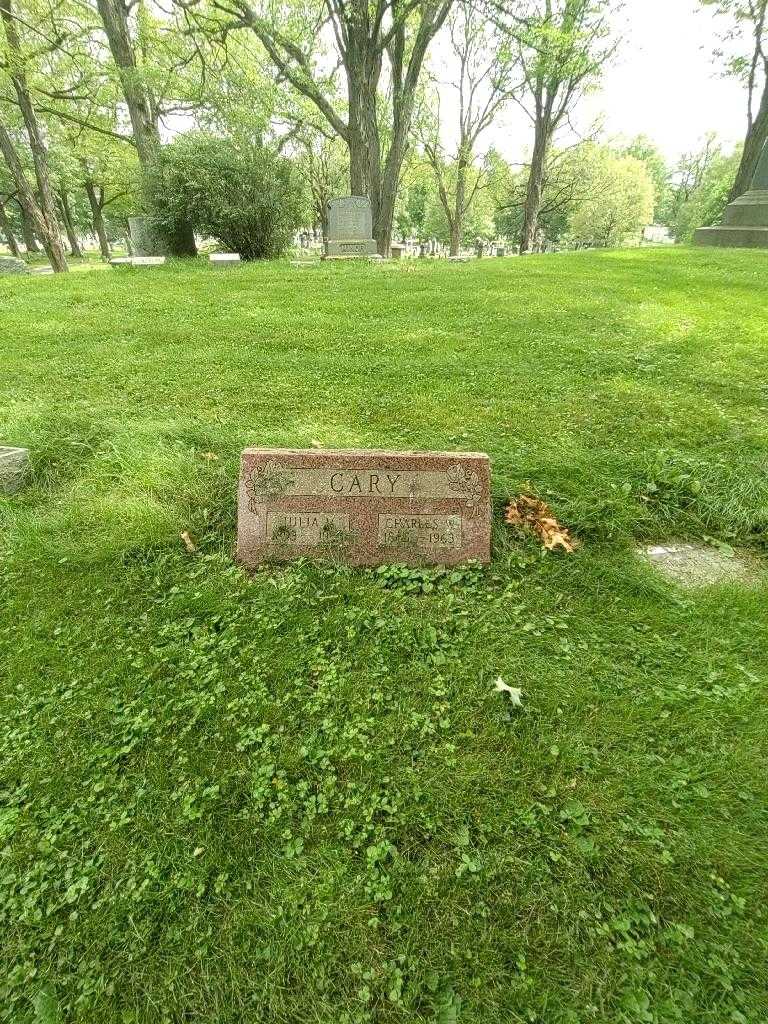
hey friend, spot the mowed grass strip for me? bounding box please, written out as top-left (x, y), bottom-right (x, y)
top-left (0, 248), bottom-right (767, 1024)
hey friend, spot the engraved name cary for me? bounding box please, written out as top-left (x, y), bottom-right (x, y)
top-left (330, 472), bottom-right (401, 494)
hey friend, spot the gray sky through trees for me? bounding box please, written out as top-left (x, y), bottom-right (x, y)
top-left (430, 0), bottom-right (748, 162)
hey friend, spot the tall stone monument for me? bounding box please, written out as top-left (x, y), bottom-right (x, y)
top-left (324, 196), bottom-right (378, 258)
top-left (694, 141), bottom-right (768, 249)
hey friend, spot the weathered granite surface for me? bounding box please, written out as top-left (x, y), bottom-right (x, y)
top-left (0, 446), bottom-right (29, 494)
top-left (128, 216), bottom-right (168, 257)
top-left (324, 197), bottom-right (378, 258)
top-left (695, 141), bottom-right (768, 248)
top-left (109, 256), bottom-right (167, 267)
top-left (237, 449), bottom-right (492, 567)
top-left (752, 140), bottom-right (768, 189)
top-left (325, 239), bottom-right (378, 257)
top-left (210, 253), bottom-right (241, 266)
top-left (0, 256), bottom-right (30, 275)
top-left (640, 542), bottom-right (761, 588)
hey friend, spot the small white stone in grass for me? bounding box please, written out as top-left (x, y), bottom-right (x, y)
top-left (494, 677), bottom-right (522, 706)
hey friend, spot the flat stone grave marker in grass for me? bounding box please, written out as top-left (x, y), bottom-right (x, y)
top-left (640, 542), bottom-right (760, 587)
top-left (0, 446), bottom-right (29, 494)
top-left (324, 196), bottom-right (378, 259)
top-left (210, 253), bottom-right (241, 267)
top-left (237, 448), bottom-right (491, 567)
top-left (131, 256), bottom-right (166, 267)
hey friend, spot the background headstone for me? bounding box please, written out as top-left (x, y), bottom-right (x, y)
top-left (324, 197), bottom-right (378, 258)
top-left (238, 448), bottom-right (492, 567)
top-left (210, 253), bottom-right (241, 267)
top-left (128, 215), bottom-right (168, 257)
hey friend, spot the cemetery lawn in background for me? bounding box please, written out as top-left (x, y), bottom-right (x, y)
top-left (1, 248), bottom-right (767, 1024)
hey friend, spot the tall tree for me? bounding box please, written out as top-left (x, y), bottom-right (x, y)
top-left (93, 0), bottom-right (197, 253)
top-left (0, 0), bottom-right (68, 269)
top-left (57, 186), bottom-right (83, 256)
top-left (666, 134), bottom-right (721, 227)
top-left (502, 0), bottom-right (618, 253)
top-left (296, 128), bottom-right (348, 239)
top-left (0, 118), bottom-right (62, 262)
top-left (94, 0), bottom-right (161, 169)
top-left (565, 145), bottom-right (654, 247)
top-left (79, 139), bottom-right (139, 259)
top-left (702, 0), bottom-right (767, 198)
top-left (617, 135), bottom-right (671, 223)
top-left (419, 0), bottom-right (518, 254)
top-left (186, 0), bottom-right (453, 253)
top-left (0, 189), bottom-right (20, 253)
top-left (493, 145), bottom-right (591, 246)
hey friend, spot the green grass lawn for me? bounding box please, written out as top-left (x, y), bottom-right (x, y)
top-left (1, 248), bottom-right (767, 1024)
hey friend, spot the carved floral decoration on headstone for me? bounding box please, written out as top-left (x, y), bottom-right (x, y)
top-left (248, 460), bottom-right (295, 511)
top-left (446, 463), bottom-right (482, 516)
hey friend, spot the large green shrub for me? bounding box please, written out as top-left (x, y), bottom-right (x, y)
top-left (151, 134), bottom-right (304, 259)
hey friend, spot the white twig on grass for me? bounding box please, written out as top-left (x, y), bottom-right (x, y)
top-left (494, 677), bottom-right (523, 706)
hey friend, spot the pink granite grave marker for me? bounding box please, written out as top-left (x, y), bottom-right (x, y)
top-left (237, 448), bottom-right (492, 567)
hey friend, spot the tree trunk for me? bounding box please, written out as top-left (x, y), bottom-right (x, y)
top-left (730, 83), bottom-right (768, 199)
top-left (95, 0), bottom-right (196, 256)
top-left (520, 120), bottom-right (550, 254)
top-left (95, 0), bottom-right (162, 170)
top-left (346, 53), bottom-right (385, 245)
top-left (341, 10), bottom-right (446, 257)
top-left (18, 202), bottom-right (39, 251)
top-left (450, 155), bottom-right (468, 257)
top-left (84, 179), bottom-right (111, 259)
top-left (0, 0), bottom-right (68, 271)
top-left (0, 198), bottom-right (21, 256)
top-left (59, 189), bottom-right (84, 258)
top-left (0, 117), bottom-right (67, 270)
top-left (347, 87), bottom-right (368, 196)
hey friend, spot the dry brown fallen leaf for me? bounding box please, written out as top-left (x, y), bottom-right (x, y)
top-left (200, 452), bottom-right (219, 461)
top-left (180, 531), bottom-right (197, 553)
top-left (504, 494), bottom-right (577, 554)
